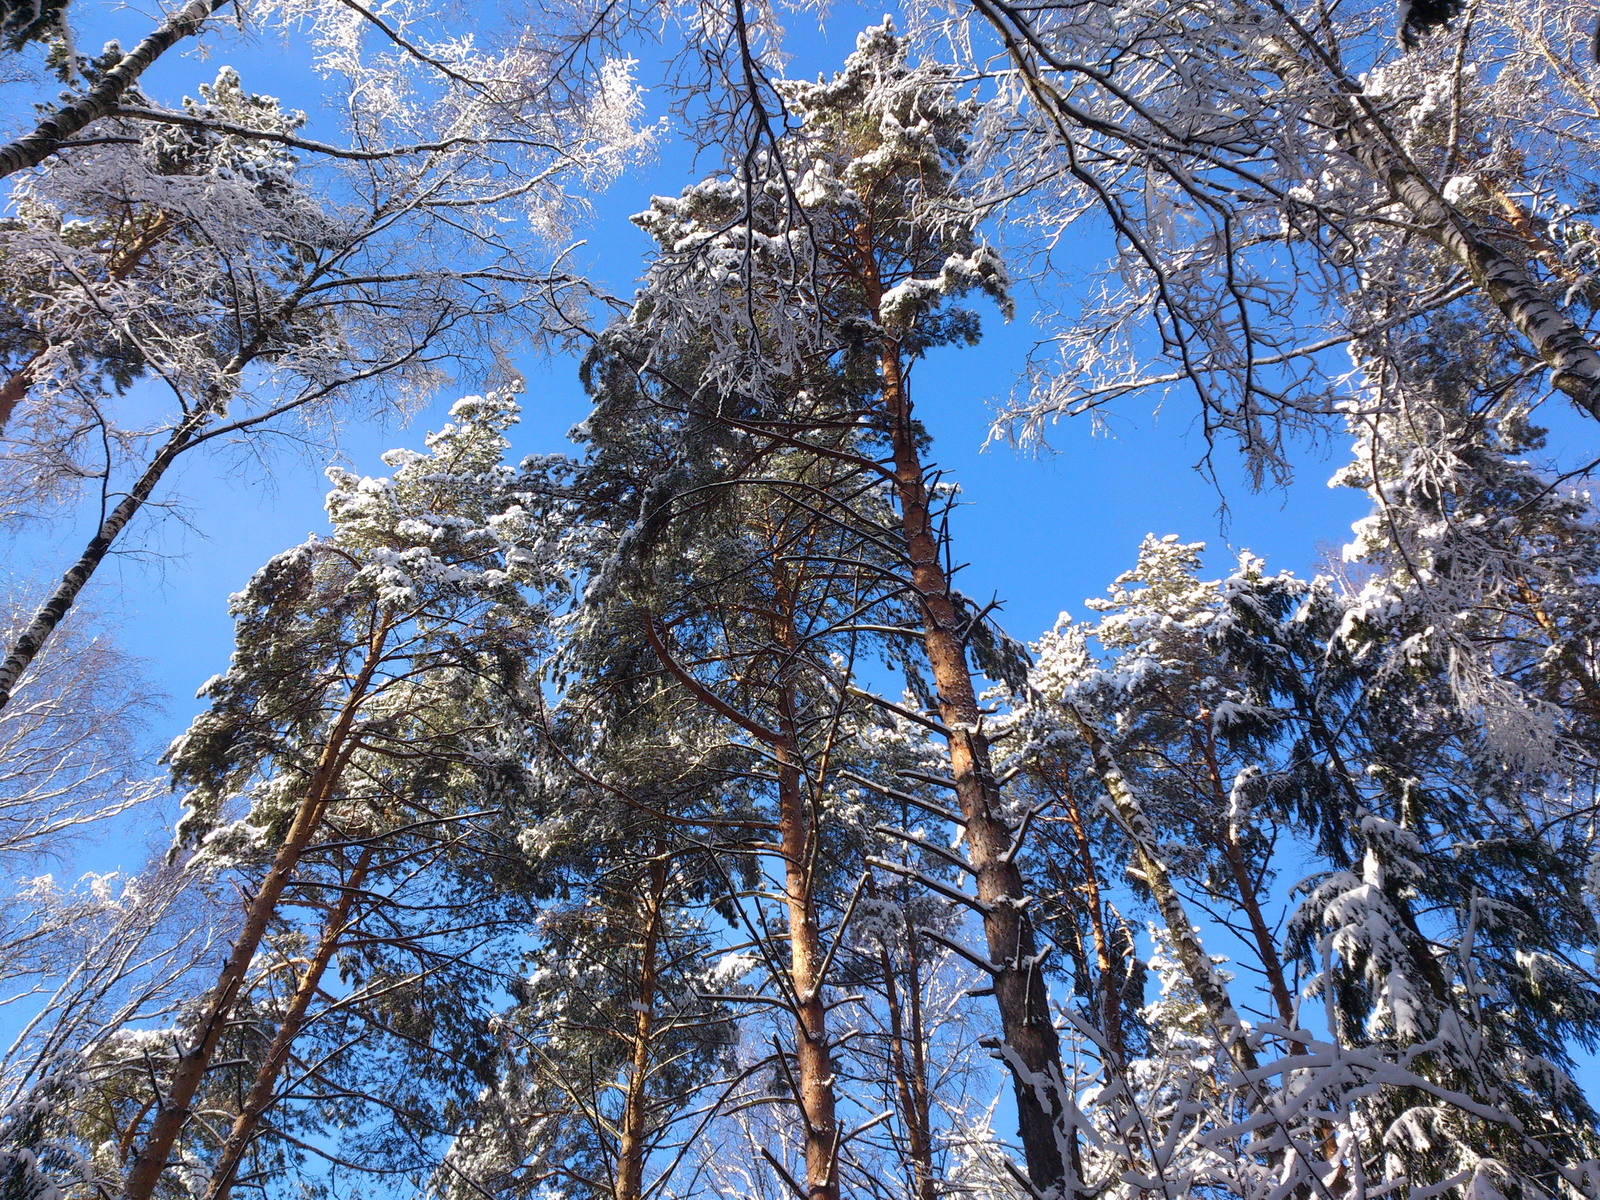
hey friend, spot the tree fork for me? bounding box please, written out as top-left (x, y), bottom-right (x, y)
top-left (202, 844), bottom-right (377, 1200)
top-left (120, 632), bottom-right (386, 1200)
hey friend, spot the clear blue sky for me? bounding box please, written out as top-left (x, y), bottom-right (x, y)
top-left (3, 1), bottom-right (1374, 869)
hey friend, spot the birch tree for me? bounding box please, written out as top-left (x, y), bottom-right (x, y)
top-left (944, 0), bottom-right (1600, 471)
top-left (0, 4), bottom-right (651, 712)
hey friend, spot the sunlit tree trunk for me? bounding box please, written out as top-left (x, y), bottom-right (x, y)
top-left (202, 844), bottom-right (377, 1200)
top-left (614, 850), bottom-right (668, 1200)
top-left (120, 624), bottom-right (387, 1200)
top-left (769, 552), bottom-right (841, 1200)
top-left (865, 296), bottom-right (1072, 1194)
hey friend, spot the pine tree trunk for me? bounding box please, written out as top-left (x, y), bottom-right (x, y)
top-left (875, 880), bottom-right (937, 1200)
top-left (775, 749), bottom-right (840, 1200)
top-left (614, 851), bottom-right (668, 1200)
top-left (202, 844), bottom-right (377, 1200)
top-left (1193, 722), bottom-right (1300, 1043)
top-left (768, 553), bottom-right (841, 1200)
top-left (0, 0), bottom-right (233, 180)
top-left (120, 630), bottom-right (386, 1200)
top-left (0, 300), bottom-right (281, 711)
top-left (874, 336), bottom-right (1072, 1197)
top-left (1040, 772), bottom-right (1130, 1069)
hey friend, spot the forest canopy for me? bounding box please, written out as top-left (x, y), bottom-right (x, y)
top-left (1, 2), bottom-right (1599, 1200)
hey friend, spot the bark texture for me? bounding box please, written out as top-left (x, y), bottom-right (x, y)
top-left (875, 333), bottom-right (1072, 1196)
top-left (0, 0), bottom-right (232, 180)
top-left (0, 407), bottom-right (209, 710)
top-left (120, 632), bottom-right (384, 1200)
top-left (613, 853), bottom-right (667, 1200)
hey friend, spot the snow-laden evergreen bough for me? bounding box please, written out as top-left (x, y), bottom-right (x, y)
top-left (13, 394), bottom-right (575, 1200)
top-left (998, 532), bottom-right (1600, 1200)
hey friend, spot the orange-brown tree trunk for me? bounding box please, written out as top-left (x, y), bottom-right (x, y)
top-left (1038, 771), bottom-right (1131, 1070)
top-left (202, 844), bottom-right (376, 1200)
top-left (614, 850), bottom-right (669, 1200)
top-left (120, 627), bottom-right (386, 1200)
top-left (769, 554), bottom-right (841, 1200)
top-left (875, 878), bottom-right (937, 1200)
top-left (873, 332), bottom-right (1072, 1196)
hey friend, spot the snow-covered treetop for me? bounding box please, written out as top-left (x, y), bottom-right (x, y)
top-left (166, 393), bottom-right (572, 849)
top-left (625, 20), bottom-right (1009, 392)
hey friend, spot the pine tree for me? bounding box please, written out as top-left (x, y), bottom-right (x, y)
top-left (617, 24), bottom-right (1080, 1193)
top-left (100, 392), bottom-right (569, 1200)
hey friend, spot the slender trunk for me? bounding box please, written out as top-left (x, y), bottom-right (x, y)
top-left (769, 560), bottom-right (840, 1200)
top-left (202, 844), bottom-right (376, 1200)
top-left (776, 748), bottom-right (840, 1200)
top-left (872, 326), bottom-right (1071, 1197)
top-left (875, 882), bottom-right (936, 1200)
top-left (120, 630), bottom-right (386, 1200)
top-left (0, 406), bottom-right (210, 710)
top-left (0, 299), bottom-right (272, 711)
top-left (1045, 772), bottom-right (1129, 1068)
top-left (1192, 723), bottom-right (1299, 1042)
top-left (614, 850), bottom-right (668, 1200)
top-left (0, 0), bottom-right (233, 179)
top-left (1070, 712), bottom-right (1259, 1075)
top-left (777, 668), bottom-right (844, 1200)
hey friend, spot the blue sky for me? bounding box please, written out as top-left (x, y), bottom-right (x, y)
top-left (2, 1), bottom-right (1374, 867)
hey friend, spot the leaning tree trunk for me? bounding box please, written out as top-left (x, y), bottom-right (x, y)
top-left (1069, 713), bottom-right (1258, 1075)
top-left (1070, 710), bottom-right (1350, 1200)
top-left (0, 0), bottom-right (233, 179)
top-left (120, 629), bottom-right (386, 1200)
top-left (870, 319), bottom-right (1073, 1197)
top-left (0, 406), bottom-right (209, 710)
top-left (202, 844), bottom-right (377, 1200)
top-left (0, 295), bottom-right (293, 712)
top-left (970, 0), bottom-right (1600, 420)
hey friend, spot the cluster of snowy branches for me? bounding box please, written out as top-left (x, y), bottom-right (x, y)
top-left (1, 2), bottom-right (1600, 1200)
